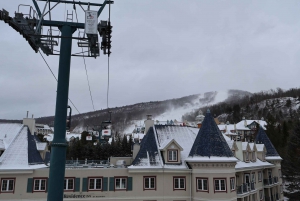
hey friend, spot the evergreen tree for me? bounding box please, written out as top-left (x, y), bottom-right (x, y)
top-left (282, 120), bottom-right (300, 200)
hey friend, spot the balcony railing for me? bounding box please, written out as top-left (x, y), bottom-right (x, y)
top-left (237, 183), bottom-right (248, 194)
top-left (237, 182), bottom-right (255, 195)
top-left (263, 177), bottom-right (279, 186)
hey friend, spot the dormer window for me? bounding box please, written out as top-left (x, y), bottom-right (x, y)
top-left (246, 152), bottom-right (249, 162)
top-left (168, 150), bottom-right (178, 162)
top-left (252, 151), bottom-right (256, 161)
top-left (262, 152), bottom-right (265, 161)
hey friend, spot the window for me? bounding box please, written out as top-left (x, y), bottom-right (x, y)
top-left (259, 190), bottom-right (263, 200)
top-left (168, 150), bottom-right (178, 162)
top-left (262, 152), bottom-right (265, 161)
top-left (33, 178), bottom-right (47, 192)
top-left (230, 177), bottom-right (235, 191)
top-left (144, 176), bottom-right (156, 190)
top-left (244, 174), bottom-right (250, 184)
top-left (196, 178), bottom-right (208, 192)
top-left (246, 152), bottom-right (249, 161)
top-left (88, 178), bottom-right (102, 191)
top-left (214, 179), bottom-right (226, 192)
top-left (258, 171), bottom-right (262, 182)
top-left (173, 177), bottom-right (185, 190)
top-left (251, 172), bottom-right (256, 183)
top-left (252, 151), bottom-right (256, 161)
top-left (115, 177), bottom-right (127, 190)
top-left (64, 178), bottom-right (74, 191)
top-left (1, 178), bottom-right (15, 193)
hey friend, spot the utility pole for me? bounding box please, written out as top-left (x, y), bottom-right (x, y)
top-left (0, 1), bottom-right (113, 201)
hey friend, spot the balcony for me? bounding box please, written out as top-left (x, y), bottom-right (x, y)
top-left (265, 193), bottom-right (280, 201)
top-left (237, 182), bottom-right (256, 196)
top-left (263, 177), bottom-right (279, 187)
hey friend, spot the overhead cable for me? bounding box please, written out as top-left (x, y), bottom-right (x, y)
top-left (38, 50), bottom-right (81, 114)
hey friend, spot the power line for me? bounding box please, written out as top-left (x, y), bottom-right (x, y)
top-left (74, 5), bottom-right (96, 111)
top-left (38, 50), bottom-right (81, 114)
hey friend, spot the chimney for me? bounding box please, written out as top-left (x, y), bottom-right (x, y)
top-left (132, 142), bottom-right (140, 160)
top-left (32, 114), bottom-right (34, 118)
top-left (144, 115), bottom-right (154, 134)
top-left (27, 111), bottom-right (29, 118)
top-left (244, 119), bottom-right (247, 127)
top-left (23, 116), bottom-right (36, 135)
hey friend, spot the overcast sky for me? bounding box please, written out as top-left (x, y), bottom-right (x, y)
top-left (1, 0), bottom-right (300, 119)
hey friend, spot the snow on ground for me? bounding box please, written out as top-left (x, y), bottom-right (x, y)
top-left (154, 91), bottom-right (229, 122)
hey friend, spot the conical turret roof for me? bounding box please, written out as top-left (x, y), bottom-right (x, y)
top-left (255, 126), bottom-right (279, 157)
top-left (189, 109), bottom-right (233, 158)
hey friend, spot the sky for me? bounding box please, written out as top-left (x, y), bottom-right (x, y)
top-left (1, 0), bottom-right (300, 119)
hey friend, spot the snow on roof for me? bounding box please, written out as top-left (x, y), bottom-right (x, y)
top-left (242, 142), bottom-right (248, 151)
top-left (236, 120), bottom-right (267, 130)
top-left (0, 123), bottom-right (23, 149)
top-left (186, 156), bottom-right (238, 162)
top-left (0, 140), bottom-right (4, 150)
top-left (256, 144), bottom-right (265, 152)
top-left (249, 143), bottom-right (255, 151)
top-left (36, 142), bottom-right (47, 151)
top-left (0, 126), bottom-right (46, 170)
top-left (131, 127), bottom-right (162, 168)
top-left (155, 125), bottom-right (198, 164)
top-left (265, 156), bottom-right (282, 160)
top-left (235, 159), bottom-right (274, 171)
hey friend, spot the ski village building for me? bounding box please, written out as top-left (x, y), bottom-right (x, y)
top-left (0, 110), bottom-right (283, 201)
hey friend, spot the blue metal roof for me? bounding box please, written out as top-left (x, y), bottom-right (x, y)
top-left (255, 126), bottom-right (279, 156)
top-left (131, 127), bottom-right (160, 166)
top-left (189, 110), bottom-right (233, 157)
top-left (27, 128), bottom-right (44, 164)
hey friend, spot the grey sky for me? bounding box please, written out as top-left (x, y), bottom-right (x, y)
top-left (1, 0), bottom-right (300, 119)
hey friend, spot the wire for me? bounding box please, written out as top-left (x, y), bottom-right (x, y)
top-left (38, 50), bottom-right (81, 114)
top-left (107, 56), bottom-right (110, 108)
top-left (74, 4), bottom-right (96, 112)
top-left (107, 0), bottom-right (112, 109)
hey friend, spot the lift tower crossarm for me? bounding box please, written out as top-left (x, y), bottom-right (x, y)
top-left (37, 0), bottom-right (104, 7)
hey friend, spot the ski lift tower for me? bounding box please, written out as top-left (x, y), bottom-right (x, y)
top-left (0, 1), bottom-right (113, 201)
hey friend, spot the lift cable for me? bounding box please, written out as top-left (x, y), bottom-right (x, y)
top-left (74, 3), bottom-right (96, 111)
top-left (107, 1), bottom-right (112, 109)
top-left (38, 50), bottom-right (81, 114)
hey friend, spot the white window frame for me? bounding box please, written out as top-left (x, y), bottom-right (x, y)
top-left (33, 178), bottom-right (47, 192)
top-left (168, 150), bottom-right (178, 162)
top-left (64, 178), bottom-right (74, 191)
top-left (259, 190), bottom-right (264, 200)
top-left (88, 178), bottom-right (102, 191)
top-left (258, 171), bottom-right (262, 182)
top-left (115, 177), bottom-right (127, 190)
top-left (144, 176), bottom-right (155, 190)
top-left (214, 179), bottom-right (226, 192)
top-left (230, 178), bottom-right (235, 191)
top-left (196, 178), bottom-right (208, 191)
top-left (174, 177), bottom-right (185, 190)
top-left (1, 179), bottom-right (15, 192)
top-left (251, 172), bottom-right (256, 183)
